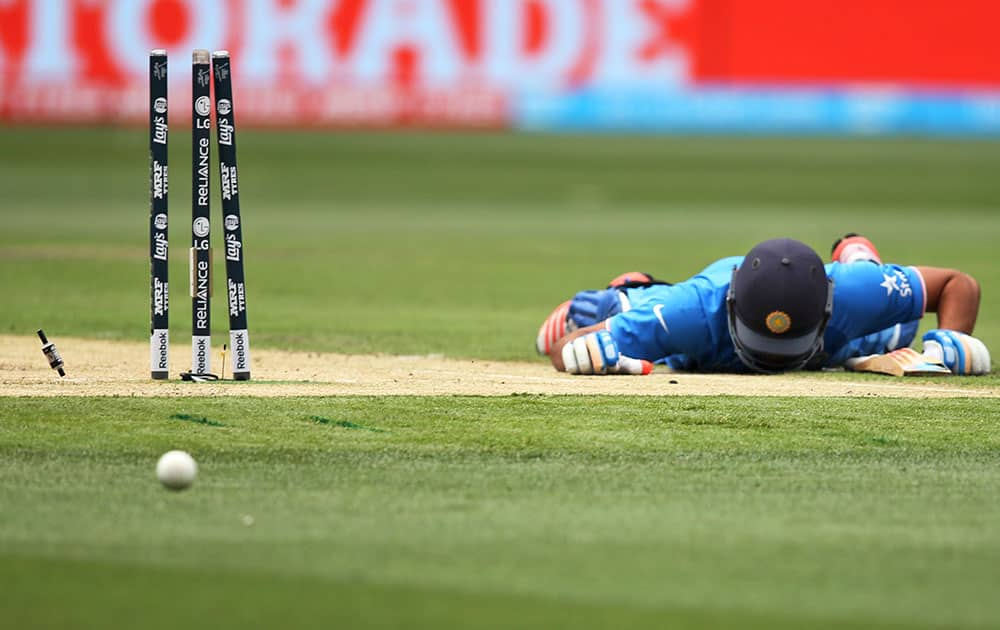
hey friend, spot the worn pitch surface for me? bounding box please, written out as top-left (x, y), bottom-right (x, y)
top-left (3, 335), bottom-right (996, 398)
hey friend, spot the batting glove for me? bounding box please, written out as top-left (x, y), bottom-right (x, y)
top-left (561, 330), bottom-right (653, 375)
top-left (922, 329), bottom-right (992, 375)
top-left (536, 290), bottom-right (630, 356)
top-left (536, 300), bottom-right (574, 355)
top-left (607, 271), bottom-right (658, 288)
top-left (830, 233), bottom-right (882, 265)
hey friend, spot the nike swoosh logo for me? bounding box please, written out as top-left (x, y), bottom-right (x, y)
top-left (653, 304), bottom-right (669, 333)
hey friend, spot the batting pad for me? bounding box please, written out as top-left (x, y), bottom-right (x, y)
top-left (845, 348), bottom-right (952, 377)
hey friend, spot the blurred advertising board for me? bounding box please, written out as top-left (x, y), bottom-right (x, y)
top-left (2, 0), bottom-right (999, 133)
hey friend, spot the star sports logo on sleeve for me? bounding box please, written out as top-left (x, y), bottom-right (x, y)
top-left (880, 270), bottom-right (912, 297)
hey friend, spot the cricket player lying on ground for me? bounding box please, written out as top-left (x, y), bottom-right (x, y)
top-left (536, 235), bottom-right (990, 376)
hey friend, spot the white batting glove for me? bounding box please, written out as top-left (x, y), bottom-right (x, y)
top-left (561, 330), bottom-right (653, 375)
top-left (922, 329), bottom-right (991, 375)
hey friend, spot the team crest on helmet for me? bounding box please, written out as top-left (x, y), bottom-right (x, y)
top-left (765, 311), bottom-right (791, 334)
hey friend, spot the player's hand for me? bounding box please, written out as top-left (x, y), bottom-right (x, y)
top-left (921, 329), bottom-right (991, 375)
top-left (561, 330), bottom-right (653, 375)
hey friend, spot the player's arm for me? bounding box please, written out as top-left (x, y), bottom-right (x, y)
top-left (915, 266), bottom-right (980, 333)
top-left (912, 266), bottom-right (989, 375)
top-left (550, 323), bottom-right (653, 375)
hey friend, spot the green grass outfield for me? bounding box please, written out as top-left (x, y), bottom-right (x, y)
top-left (1, 128), bottom-right (1000, 628)
top-left (1, 128), bottom-right (998, 358)
top-left (3, 396), bottom-right (1000, 629)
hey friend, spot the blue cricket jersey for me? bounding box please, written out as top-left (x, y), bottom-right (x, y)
top-left (606, 257), bottom-right (926, 372)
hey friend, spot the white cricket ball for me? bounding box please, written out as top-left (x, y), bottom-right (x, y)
top-left (156, 450), bottom-right (198, 491)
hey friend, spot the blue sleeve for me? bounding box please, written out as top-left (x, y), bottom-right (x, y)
top-left (607, 280), bottom-right (721, 363)
top-left (693, 256), bottom-right (743, 281)
top-left (825, 263), bottom-right (926, 345)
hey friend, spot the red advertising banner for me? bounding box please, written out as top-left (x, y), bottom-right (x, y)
top-left (0, 0), bottom-right (997, 127)
top-left (693, 0), bottom-right (1000, 88)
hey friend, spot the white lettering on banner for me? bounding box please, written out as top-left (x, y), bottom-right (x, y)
top-left (353, 0), bottom-right (462, 86)
top-left (243, 0), bottom-right (336, 83)
top-left (484, 0), bottom-right (586, 88)
top-left (109, 0), bottom-right (224, 77)
top-left (1, 0), bottom-right (697, 126)
top-left (9, 0), bottom-right (695, 84)
top-left (595, 0), bottom-right (689, 84)
top-left (23, 0), bottom-right (76, 79)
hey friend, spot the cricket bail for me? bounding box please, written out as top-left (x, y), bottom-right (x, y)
top-left (37, 329), bottom-right (66, 377)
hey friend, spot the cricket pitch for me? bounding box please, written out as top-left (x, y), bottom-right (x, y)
top-left (1, 334), bottom-right (996, 398)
